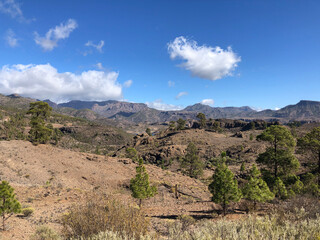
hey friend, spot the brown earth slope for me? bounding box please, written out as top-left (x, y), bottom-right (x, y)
top-left (0, 140), bottom-right (213, 239)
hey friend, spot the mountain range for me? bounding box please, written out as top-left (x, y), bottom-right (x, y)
top-left (1, 93), bottom-right (320, 123)
top-left (47, 98), bottom-right (320, 123)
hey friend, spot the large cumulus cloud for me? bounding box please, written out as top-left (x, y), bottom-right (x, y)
top-left (0, 63), bottom-right (123, 103)
top-left (168, 36), bottom-right (241, 81)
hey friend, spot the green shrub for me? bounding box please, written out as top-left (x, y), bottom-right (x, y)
top-left (22, 207), bottom-right (34, 217)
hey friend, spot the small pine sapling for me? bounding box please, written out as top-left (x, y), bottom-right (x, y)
top-left (130, 159), bottom-right (157, 207)
top-left (0, 181), bottom-right (21, 230)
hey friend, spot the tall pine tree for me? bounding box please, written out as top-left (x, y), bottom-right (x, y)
top-left (208, 163), bottom-right (241, 215)
top-left (256, 125), bottom-right (299, 183)
top-left (297, 127), bottom-right (320, 185)
top-left (27, 102), bottom-right (53, 144)
top-left (130, 159), bottom-right (157, 207)
top-left (180, 142), bottom-right (203, 179)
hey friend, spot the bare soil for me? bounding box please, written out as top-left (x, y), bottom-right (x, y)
top-left (0, 140), bottom-right (215, 239)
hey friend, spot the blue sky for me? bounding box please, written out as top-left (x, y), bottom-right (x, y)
top-left (0, 0), bottom-right (320, 111)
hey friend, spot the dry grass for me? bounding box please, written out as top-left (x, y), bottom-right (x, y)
top-left (61, 195), bottom-right (149, 239)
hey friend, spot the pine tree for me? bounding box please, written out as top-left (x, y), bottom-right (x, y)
top-left (0, 181), bottom-right (21, 230)
top-left (196, 113), bottom-right (206, 129)
top-left (146, 128), bottom-right (152, 136)
top-left (130, 159), bottom-right (157, 207)
top-left (208, 163), bottom-right (242, 215)
top-left (297, 127), bottom-right (320, 185)
top-left (240, 162), bottom-right (246, 175)
top-left (27, 102), bottom-right (53, 145)
top-left (126, 147), bottom-right (138, 163)
top-left (180, 142), bottom-right (203, 179)
top-left (242, 165), bottom-right (274, 210)
top-left (169, 121), bottom-right (176, 131)
top-left (256, 125), bottom-right (299, 181)
top-left (273, 177), bottom-right (288, 199)
top-left (176, 118), bottom-right (186, 130)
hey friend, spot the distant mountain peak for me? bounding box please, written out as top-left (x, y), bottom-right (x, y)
top-left (297, 100), bottom-right (320, 105)
top-left (7, 93), bottom-right (22, 98)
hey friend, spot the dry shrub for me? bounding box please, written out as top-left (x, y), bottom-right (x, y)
top-left (167, 214), bottom-right (320, 240)
top-left (177, 215), bottom-right (195, 231)
top-left (61, 195), bottom-right (149, 239)
top-left (30, 225), bottom-right (61, 240)
top-left (273, 195), bottom-right (320, 222)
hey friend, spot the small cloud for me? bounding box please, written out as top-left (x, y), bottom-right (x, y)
top-left (0, 63), bottom-right (123, 103)
top-left (0, 0), bottom-right (33, 22)
top-left (34, 19), bottom-right (78, 51)
top-left (85, 40), bottom-right (104, 53)
top-left (251, 106), bottom-right (264, 112)
top-left (96, 62), bottom-right (103, 70)
top-left (123, 79), bottom-right (133, 88)
top-left (168, 80), bottom-right (175, 87)
top-left (5, 29), bottom-right (18, 47)
top-left (146, 99), bottom-right (183, 111)
top-left (201, 99), bottom-right (214, 106)
top-left (175, 91), bottom-right (188, 99)
top-left (275, 107), bottom-right (280, 111)
top-left (168, 36), bottom-right (241, 81)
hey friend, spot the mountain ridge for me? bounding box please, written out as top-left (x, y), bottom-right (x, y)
top-left (1, 93), bottom-right (320, 123)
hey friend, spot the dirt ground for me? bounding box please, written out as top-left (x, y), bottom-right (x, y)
top-left (0, 140), bottom-right (220, 239)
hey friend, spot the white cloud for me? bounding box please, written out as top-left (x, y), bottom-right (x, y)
top-left (168, 36), bottom-right (241, 81)
top-left (85, 40), bottom-right (104, 53)
top-left (123, 79), bottom-right (133, 88)
top-left (175, 91), bottom-right (188, 99)
top-left (146, 99), bottom-right (183, 111)
top-left (275, 107), bottom-right (280, 111)
top-left (0, 64), bottom-right (123, 103)
top-left (96, 62), bottom-right (103, 70)
top-left (251, 106), bottom-right (264, 112)
top-left (34, 19), bottom-right (78, 51)
top-left (201, 99), bottom-right (214, 106)
top-left (5, 29), bottom-right (18, 47)
top-left (0, 0), bottom-right (31, 22)
top-left (168, 80), bottom-right (175, 87)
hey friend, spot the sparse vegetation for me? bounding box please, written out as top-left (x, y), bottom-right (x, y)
top-left (1, 94), bottom-right (320, 238)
